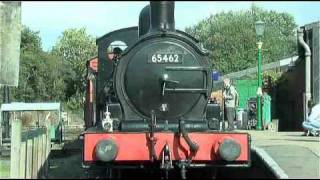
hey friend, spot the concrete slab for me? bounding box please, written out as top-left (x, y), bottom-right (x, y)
top-left (239, 130), bottom-right (320, 179)
top-left (262, 145), bottom-right (319, 179)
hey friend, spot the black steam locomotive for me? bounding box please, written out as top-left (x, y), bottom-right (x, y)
top-left (83, 1), bottom-right (250, 179)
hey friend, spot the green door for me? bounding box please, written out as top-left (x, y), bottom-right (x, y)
top-left (235, 80), bottom-right (258, 109)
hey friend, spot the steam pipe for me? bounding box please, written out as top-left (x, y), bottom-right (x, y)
top-left (149, 1), bottom-right (175, 32)
top-left (297, 28), bottom-right (311, 121)
top-left (179, 120), bottom-right (199, 154)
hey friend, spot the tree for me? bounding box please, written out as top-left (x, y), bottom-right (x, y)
top-left (185, 4), bottom-right (298, 74)
top-left (52, 28), bottom-right (97, 110)
top-left (12, 26), bottom-right (66, 102)
top-left (20, 25), bottom-right (42, 52)
top-left (11, 26), bottom-right (97, 111)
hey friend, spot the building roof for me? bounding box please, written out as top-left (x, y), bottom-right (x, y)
top-left (212, 56), bottom-right (299, 91)
top-left (0, 102), bottom-right (61, 112)
top-left (96, 26), bottom-right (138, 44)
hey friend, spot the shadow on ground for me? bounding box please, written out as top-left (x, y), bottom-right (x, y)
top-left (48, 139), bottom-right (86, 179)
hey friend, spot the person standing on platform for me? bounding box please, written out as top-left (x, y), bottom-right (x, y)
top-left (223, 78), bottom-right (238, 131)
top-left (262, 90), bottom-right (272, 130)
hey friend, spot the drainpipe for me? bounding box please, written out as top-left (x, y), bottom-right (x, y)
top-left (297, 28), bottom-right (311, 122)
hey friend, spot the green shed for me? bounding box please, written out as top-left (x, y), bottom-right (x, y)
top-left (234, 79), bottom-right (272, 126)
top-left (234, 80), bottom-right (258, 109)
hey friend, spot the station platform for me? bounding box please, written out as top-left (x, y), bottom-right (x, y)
top-left (239, 130), bottom-right (320, 179)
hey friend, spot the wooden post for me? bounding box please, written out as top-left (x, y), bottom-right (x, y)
top-left (10, 118), bottom-right (22, 178)
top-left (0, 1), bottom-right (2, 71)
top-left (0, 1), bottom-right (2, 146)
top-left (44, 121), bottom-right (51, 177)
top-left (26, 138), bottom-right (33, 179)
top-left (9, 123), bottom-right (52, 179)
top-left (41, 132), bottom-right (46, 178)
top-left (0, 1), bottom-right (21, 86)
top-left (31, 136), bottom-right (38, 179)
top-left (19, 141), bottom-right (27, 178)
top-left (37, 131), bottom-right (42, 178)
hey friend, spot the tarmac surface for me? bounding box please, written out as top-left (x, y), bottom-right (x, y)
top-left (239, 130), bottom-right (320, 179)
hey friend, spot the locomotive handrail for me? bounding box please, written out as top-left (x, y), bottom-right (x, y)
top-left (164, 66), bottom-right (210, 95)
top-left (165, 66), bottom-right (209, 71)
top-left (164, 88), bottom-right (207, 93)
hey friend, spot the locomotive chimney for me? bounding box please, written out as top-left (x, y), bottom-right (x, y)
top-left (149, 1), bottom-right (175, 32)
top-left (138, 5), bottom-right (150, 37)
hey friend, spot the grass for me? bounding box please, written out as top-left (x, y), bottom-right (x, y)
top-left (0, 160), bottom-right (10, 178)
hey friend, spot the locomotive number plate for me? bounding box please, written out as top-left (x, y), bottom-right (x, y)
top-left (148, 54), bottom-right (183, 64)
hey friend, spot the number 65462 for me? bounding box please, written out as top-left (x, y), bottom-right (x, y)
top-left (151, 54), bottom-right (180, 63)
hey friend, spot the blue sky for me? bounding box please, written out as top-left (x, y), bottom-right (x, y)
top-left (21, 1), bottom-right (320, 51)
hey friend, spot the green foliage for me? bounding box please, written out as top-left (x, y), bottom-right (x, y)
top-left (263, 70), bottom-right (283, 87)
top-left (10, 26), bottom-right (97, 112)
top-left (52, 28), bottom-right (97, 78)
top-left (185, 4), bottom-right (298, 74)
top-left (12, 26), bottom-right (66, 102)
top-left (20, 25), bottom-right (42, 52)
top-left (52, 28), bottom-right (97, 110)
top-left (11, 5), bottom-right (299, 114)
